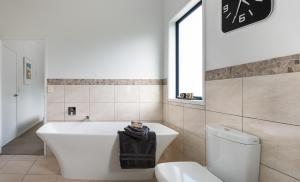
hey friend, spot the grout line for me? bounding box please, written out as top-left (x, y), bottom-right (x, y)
top-left (205, 110), bottom-right (242, 117)
top-left (88, 85), bottom-right (91, 120)
top-left (63, 85), bottom-right (65, 121)
top-left (205, 110), bottom-right (300, 128)
top-left (20, 174), bottom-right (26, 182)
top-left (243, 116), bottom-right (300, 128)
top-left (260, 163), bottom-right (300, 181)
top-left (25, 159), bottom-right (36, 175)
top-left (138, 85), bottom-right (141, 121)
top-left (113, 85), bottom-right (116, 121)
top-left (242, 78), bottom-right (244, 132)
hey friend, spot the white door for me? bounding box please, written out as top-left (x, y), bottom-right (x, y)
top-left (2, 46), bottom-right (17, 146)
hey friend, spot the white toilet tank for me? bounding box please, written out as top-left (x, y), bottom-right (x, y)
top-left (207, 125), bottom-right (261, 182)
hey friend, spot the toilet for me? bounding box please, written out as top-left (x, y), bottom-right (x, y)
top-left (155, 125), bottom-right (261, 182)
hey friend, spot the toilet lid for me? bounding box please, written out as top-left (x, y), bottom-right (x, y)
top-left (155, 162), bottom-right (222, 182)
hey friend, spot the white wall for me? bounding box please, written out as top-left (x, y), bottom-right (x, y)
top-left (0, 0), bottom-right (163, 79)
top-left (206, 0), bottom-right (300, 70)
top-left (163, 0), bottom-right (193, 78)
top-left (0, 41), bottom-right (2, 150)
top-left (2, 40), bottom-right (45, 135)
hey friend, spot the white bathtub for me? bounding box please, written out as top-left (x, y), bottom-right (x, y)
top-left (36, 122), bottom-right (178, 181)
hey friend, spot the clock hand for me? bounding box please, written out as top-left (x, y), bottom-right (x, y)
top-left (242, 0), bottom-right (250, 5)
top-left (232, 0), bottom-right (242, 23)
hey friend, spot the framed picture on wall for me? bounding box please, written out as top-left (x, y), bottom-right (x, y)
top-left (23, 57), bottom-right (32, 85)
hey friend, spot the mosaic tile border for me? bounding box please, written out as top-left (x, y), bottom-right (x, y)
top-left (47, 79), bottom-right (164, 85)
top-left (162, 79), bottom-right (168, 85)
top-left (206, 54), bottom-right (300, 81)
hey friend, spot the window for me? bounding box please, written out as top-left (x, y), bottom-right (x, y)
top-left (176, 1), bottom-right (203, 100)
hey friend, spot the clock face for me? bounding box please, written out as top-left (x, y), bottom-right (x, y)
top-left (222, 0), bottom-right (273, 33)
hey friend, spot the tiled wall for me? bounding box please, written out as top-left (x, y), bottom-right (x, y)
top-left (47, 81), bottom-right (163, 122)
top-left (163, 54), bottom-right (300, 182)
top-left (206, 74), bottom-right (300, 182)
top-left (159, 85), bottom-right (206, 165)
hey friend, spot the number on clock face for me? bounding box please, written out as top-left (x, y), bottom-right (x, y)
top-left (222, 0), bottom-right (273, 33)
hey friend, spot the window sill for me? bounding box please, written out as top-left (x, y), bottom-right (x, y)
top-left (168, 98), bottom-right (205, 106)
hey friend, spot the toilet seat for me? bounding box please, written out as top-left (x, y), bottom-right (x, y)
top-left (155, 162), bottom-right (222, 182)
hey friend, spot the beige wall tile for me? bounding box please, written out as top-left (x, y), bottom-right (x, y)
top-left (47, 103), bottom-right (64, 121)
top-left (64, 103), bottom-right (89, 121)
top-left (115, 103), bottom-right (139, 121)
top-left (163, 104), bottom-right (168, 122)
top-left (244, 72), bottom-right (300, 126)
top-left (115, 85), bottom-right (139, 103)
top-left (168, 101), bottom-right (184, 107)
top-left (141, 120), bottom-right (161, 123)
top-left (163, 85), bottom-right (168, 104)
top-left (65, 85), bottom-right (89, 103)
top-left (160, 122), bottom-right (184, 163)
top-left (206, 111), bottom-right (243, 131)
top-left (140, 102), bottom-right (162, 121)
top-left (47, 85), bottom-right (64, 103)
top-left (183, 108), bottom-right (206, 137)
top-left (159, 145), bottom-right (183, 163)
top-left (183, 132), bottom-right (206, 165)
top-left (163, 122), bottom-right (184, 153)
top-left (140, 85), bottom-right (162, 103)
top-left (244, 118), bottom-right (300, 179)
top-left (90, 103), bottom-right (115, 121)
top-left (290, 178), bottom-right (300, 182)
top-left (206, 78), bottom-right (242, 116)
top-left (259, 165), bottom-right (291, 182)
top-left (183, 103), bottom-right (205, 110)
top-left (167, 104), bottom-right (184, 129)
top-left (0, 174), bottom-right (23, 182)
top-left (90, 85), bottom-right (115, 103)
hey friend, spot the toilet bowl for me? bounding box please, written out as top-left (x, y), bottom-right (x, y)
top-left (155, 125), bottom-right (261, 182)
top-left (155, 162), bottom-right (222, 182)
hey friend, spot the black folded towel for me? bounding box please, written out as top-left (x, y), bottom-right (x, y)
top-left (124, 125), bottom-right (150, 140)
top-left (118, 126), bottom-right (156, 169)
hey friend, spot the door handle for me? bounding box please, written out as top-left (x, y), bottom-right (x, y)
top-left (13, 94), bottom-right (18, 97)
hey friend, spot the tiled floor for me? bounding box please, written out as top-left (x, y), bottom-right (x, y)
top-left (0, 155), bottom-right (156, 182)
top-left (2, 123), bottom-right (44, 155)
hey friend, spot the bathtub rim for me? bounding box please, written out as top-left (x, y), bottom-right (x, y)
top-left (36, 121), bottom-right (179, 137)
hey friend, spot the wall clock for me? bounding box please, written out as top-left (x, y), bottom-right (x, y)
top-left (222, 0), bottom-right (273, 33)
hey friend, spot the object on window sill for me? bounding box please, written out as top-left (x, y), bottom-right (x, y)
top-left (177, 94), bottom-right (202, 101)
top-left (179, 93), bottom-right (194, 100)
top-left (131, 121), bottom-right (143, 129)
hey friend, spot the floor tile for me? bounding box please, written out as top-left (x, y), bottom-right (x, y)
top-left (21, 174), bottom-right (57, 182)
top-left (28, 158), bottom-right (59, 175)
top-left (56, 175), bottom-right (89, 182)
top-left (2, 123), bottom-right (44, 155)
top-left (0, 159), bottom-right (8, 169)
top-left (11, 156), bottom-right (39, 161)
top-left (0, 173), bottom-right (24, 182)
top-left (0, 155), bottom-right (15, 161)
top-left (0, 160), bottom-right (34, 174)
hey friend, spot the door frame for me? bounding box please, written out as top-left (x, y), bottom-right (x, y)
top-left (0, 36), bottom-right (48, 155)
